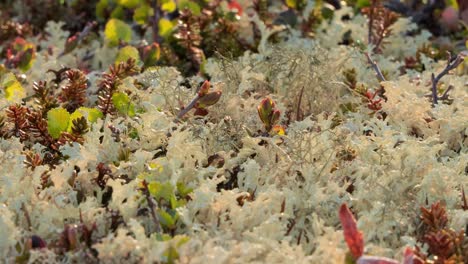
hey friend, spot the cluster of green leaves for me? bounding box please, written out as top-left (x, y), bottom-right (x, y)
top-left (146, 178), bottom-right (193, 233)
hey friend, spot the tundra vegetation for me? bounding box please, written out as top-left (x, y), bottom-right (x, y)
top-left (0, 0), bottom-right (467, 263)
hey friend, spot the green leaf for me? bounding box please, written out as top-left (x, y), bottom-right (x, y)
top-left (446, 0), bottom-right (459, 10)
top-left (115, 45), bottom-right (141, 65)
top-left (117, 0), bottom-right (141, 8)
top-left (104, 18), bottom-right (132, 46)
top-left (148, 181), bottom-right (174, 201)
top-left (82, 107), bottom-right (103, 122)
top-left (110, 5), bottom-right (125, 19)
top-left (155, 233), bottom-right (172, 241)
top-left (133, 4), bottom-right (153, 25)
top-left (95, 0), bottom-right (109, 19)
top-left (112, 92), bottom-right (136, 116)
top-left (128, 127), bottom-right (139, 139)
top-left (285, 0), bottom-right (297, 8)
top-left (176, 182), bottom-right (193, 198)
top-left (68, 110), bottom-right (84, 132)
top-left (163, 235), bottom-right (190, 263)
top-left (164, 246), bottom-right (179, 264)
top-left (161, 0), bottom-right (176, 12)
top-left (158, 18), bottom-right (176, 38)
top-left (178, 0), bottom-right (201, 16)
top-left (68, 107), bottom-right (102, 132)
top-left (47, 108), bottom-right (71, 139)
top-left (356, 0), bottom-right (370, 8)
top-left (170, 195), bottom-right (179, 209)
top-left (157, 209), bottom-right (178, 229)
top-left (174, 235), bottom-right (190, 246)
top-left (2, 73), bottom-right (25, 102)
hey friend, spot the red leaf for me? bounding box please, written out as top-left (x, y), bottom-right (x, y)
top-left (339, 203), bottom-right (364, 259)
top-left (357, 255), bottom-right (399, 264)
top-left (402, 247), bottom-right (424, 264)
top-left (228, 0), bottom-right (243, 16)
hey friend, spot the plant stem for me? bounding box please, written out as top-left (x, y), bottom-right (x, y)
top-left (368, 0), bottom-right (375, 46)
top-left (296, 86), bottom-right (305, 121)
top-left (22, 203), bottom-right (32, 231)
top-left (430, 52), bottom-right (464, 106)
top-left (142, 180), bottom-right (162, 233)
top-left (176, 95), bottom-right (200, 120)
top-left (151, 0), bottom-right (162, 44)
top-left (365, 52), bottom-right (386, 82)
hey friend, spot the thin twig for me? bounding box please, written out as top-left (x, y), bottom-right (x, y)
top-left (430, 52), bottom-right (465, 106)
top-left (176, 95), bottom-right (200, 120)
top-left (365, 52), bottom-right (386, 82)
top-left (368, 0), bottom-right (375, 45)
top-left (141, 180), bottom-right (162, 233)
top-left (77, 21), bottom-right (97, 42)
top-left (22, 203), bottom-right (32, 231)
top-left (151, 0), bottom-right (162, 44)
top-left (58, 22), bottom-right (96, 57)
top-left (438, 85), bottom-right (453, 101)
top-left (296, 86), bottom-right (305, 122)
top-left (285, 219), bottom-right (296, 236)
top-left (462, 185), bottom-right (467, 211)
top-left (257, 136), bottom-right (292, 163)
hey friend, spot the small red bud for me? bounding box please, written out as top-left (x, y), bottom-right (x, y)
top-left (141, 42), bottom-right (160, 67)
top-left (193, 108), bottom-right (209, 116)
top-left (31, 235), bottom-right (47, 249)
top-left (198, 80), bottom-right (211, 97)
top-left (270, 109), bottom-right (281, 126)
top-left (65, 225), bottom-right (79, 250)
top-left (64, 34), bottom-right (79, 54)
top-left (17, 48), bottom-right (34, 70)
top-left (257, 97), bottom-right (274, 128)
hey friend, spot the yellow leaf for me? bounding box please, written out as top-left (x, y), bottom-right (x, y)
top-left (115, 45), bottom-right (141, 65)
top-left (159, 18), bottom-right (175, 38)
top-left (285, 0), bottom-right (297, 8)
top-left (178, 0), bottom-right (201, 16)
top-left (47, 108), bottom-right (71, 139)
top-left (161, 0), bottom-right (176, 12)
top-left (118, 0), bottom-right (141, 8)
top-left (104, 18), bottom-right (132, 46)
top-left (2, 73), bottom-right (26, 102)
top-left (112, 92), bottom-right (136, 116)
top-left (67, 107), bottom-right (102, 132)
top-left (272, 125), bottom-right (286, 136)
top-left (133, 4), bottom-right (153, 25)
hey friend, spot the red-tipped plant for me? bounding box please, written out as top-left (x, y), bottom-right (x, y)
top-left (257, 97), bottom-right (282, 133)
top-left (339, 203), bottom-right (364, 260)
top-left (176, 80), bottom-right (222, 119)
top-left (338, 203), bottom-right (417, 264)
top-left (140, 42), bottom-right (160, 68)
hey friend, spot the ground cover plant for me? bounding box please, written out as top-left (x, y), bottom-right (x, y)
top-left (0, 0), bottom-right (467, 263)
